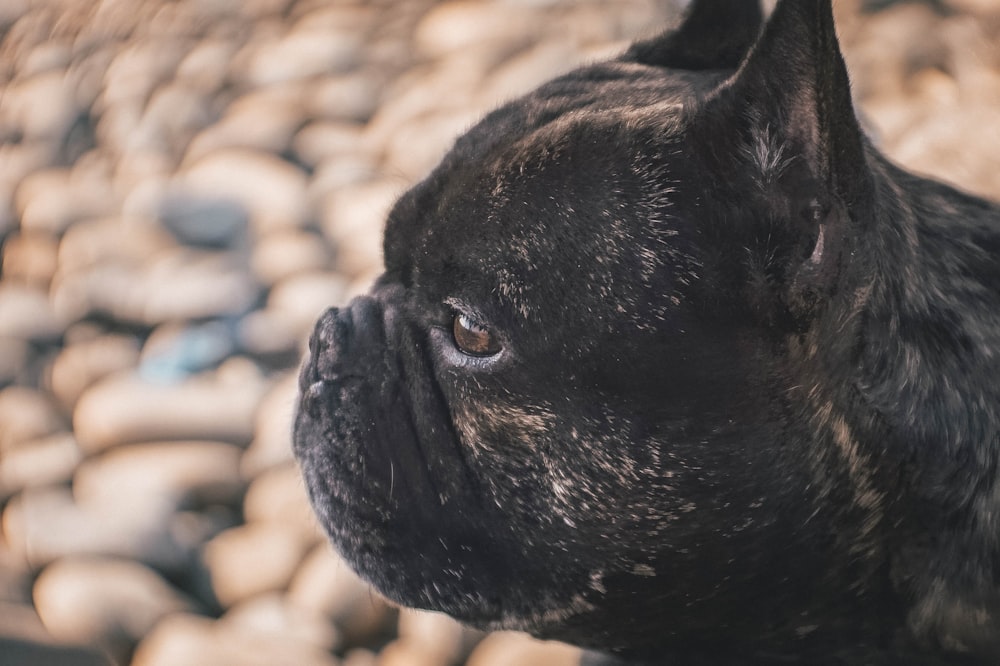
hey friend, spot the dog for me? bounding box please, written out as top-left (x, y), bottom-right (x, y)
top-left (294, 0), bottom-right (1000, 663)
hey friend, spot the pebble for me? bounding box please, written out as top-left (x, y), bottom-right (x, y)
top-left (15, 166), bottom-right (117, 235)
top-left (241, 27), bottom-right (365, 87)
top-left (55, 216), bottom-right (174, 275)
top-left (465, 631), bottom-right (584, 666)
top-left (0, 284), bottom-right (66, 343)
top-left (201, 522), bottom-right (312, 608)
top-left (46, 334), bottom-right (141, 411)
top-left (0, 337), bottom-right (29, 386)
top-left (131, 612), bottom-right (341, 666)
top-left (287, 545), bottom-right (395, 648)
top-left (0, 231), bottom-right (60, 288)
top-left (397, 608), bottom-right (478, 665)
top-left (0, 387), bottom-right (66, 453)
top-left (72, 366), bottom-right (266, 454)
top-left (243, 463), bottom-right (324, 544)
top-left (33, 556), bottom-right (194, 661)
top-left (0, 433), bottom-right (82, 500)
top-left (221, 592), bottom-right (341, 652)
top-left (251, 229), bottom-right (332, 286)
top-left (139, 321), bottom-right (238, 383)
top-left (413, 2), bottom-right (538, 58)
top-left (2, 70), bottom-right (81, 142)
top-left (306, 71), bottom-right (383, 123)
top-left (292, 121), bottom-right (369, 170)
top-left (264, 271), bottom-right (351, 339)
top-left (157, 193), bottom-right (250, 250)
top-left (320, 179), bottom-right (401, 276)
top-left (176, 148), bottom-right (310, 234)
top-left (242, 372), bottom-right (299, 477)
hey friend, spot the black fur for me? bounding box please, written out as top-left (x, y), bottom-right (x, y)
top-left (294, 1), bottom-right (1000, 663)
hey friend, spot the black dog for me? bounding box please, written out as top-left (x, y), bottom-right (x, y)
top-left (294, 1), bottom-right (1000, 663)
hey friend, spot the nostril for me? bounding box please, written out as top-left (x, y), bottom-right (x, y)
top-left (300, 381), bottom-right (329, 420)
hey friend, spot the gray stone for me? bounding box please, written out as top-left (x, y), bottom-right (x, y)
top-left (33, 556), bottom-right (194, 661)
top-left (139, 321), bottom-right (238, 383)
top-left (157, 194), bottom-right (250, 250)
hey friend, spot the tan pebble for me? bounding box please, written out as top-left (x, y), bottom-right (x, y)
top-left (72, 370), bottom-right (266, 454)
top-left (72, 441), bottom-right (244, 510)
top-left (266, 271), bottom-right (351, 337)
top-left (0, 284), bottom-right (66, 342)
top-left (46, 334), bottom-right (140, 411)
top-left (33, 556), bottom-right (193, 661)
top-left (0, 387), bottom-right (65, 454)
top-left (177, 148), bottom-right (309, 234)
top-left (378, 638), bottom-right (452, 666)
top-left (202, 523), bottom-right (311, 608)
top-left (0, 433), bottom-right (81, 500)
top-left (243, 28), bottom-right (363, 87)
top-left (221, 592), bottom-right (340, 652)
top-left (0, 232), bottom-right (59, 287)
top-left (3, 70), bottom-right (80, 142)
top-left (243, 463), bottom-right (322, 546)
top-left (15, 167), bottom-right (116, 235)
top-left (251, 229), bottom-right (332, 286)
top-left (243, 372), bottom-right (299, 478)
top-left (287, 544), bottom-right (394, 646)
top-left (466, 631), bottom-right (584, 666)
top-left (132, 612), bottom-right (340, 666)
top-left (413, 2), bottom-right (538, 58)
top-left (0, 337), bottom-right (29, 386)
top-left (306, 72), bottom-right (382, 123)
top-left (397, 609), bottom-right (472, 664)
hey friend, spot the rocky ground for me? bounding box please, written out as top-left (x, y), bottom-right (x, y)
top-left (0, 1), bottom-right (998, 665)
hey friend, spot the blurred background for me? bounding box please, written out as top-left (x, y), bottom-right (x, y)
top-left (0, 0), bottom-right (998, 664)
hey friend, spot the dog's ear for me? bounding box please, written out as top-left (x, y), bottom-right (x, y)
top-left (694, 0), bottom-right (872, 322)
top-left (625, 0), bottom-right (764, 71)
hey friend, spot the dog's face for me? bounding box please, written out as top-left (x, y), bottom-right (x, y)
top-left (296, 1), bottom-right (883, 659)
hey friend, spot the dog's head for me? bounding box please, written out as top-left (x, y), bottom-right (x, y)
top-left (296, 0), bottom-right (882, 658)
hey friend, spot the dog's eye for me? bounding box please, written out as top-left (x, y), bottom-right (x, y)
top-left (453, 313), bottom-right (501, 357)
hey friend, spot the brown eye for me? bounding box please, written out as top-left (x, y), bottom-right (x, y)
top-left (453, 313), bottom-right (501, 357)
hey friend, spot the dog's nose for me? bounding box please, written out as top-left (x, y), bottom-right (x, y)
top-left (308, 306), bottom-right (351, 381)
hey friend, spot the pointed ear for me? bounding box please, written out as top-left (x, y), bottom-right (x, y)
top-left (693, 0), bottom-right (873, 323)
top-left (625, 0), bottom-right (764, 71)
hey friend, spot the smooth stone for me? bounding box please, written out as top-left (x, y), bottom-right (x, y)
top-left (236, 308), bottom-right (304, 362)
top-left (379, 107), bottom-right (482, 181)
top-left (465, 632), bottom-right (584, 666)
top-left (292, 121), bottom-right (369, 170)
top-left (320, 179), bottom-right (400, 275)
top-left (305, 72), bottom-right (382, 123)
top-left (139, 321), bottom-right (238, 383)
top-left (265, 271), bottom-right (350, 340)
top-left (0, 337), bottom-right (29, 386)
top-left (135, 81), bottom-right (215, 156)
top-left (55, 216), bottom-right (174, 275)
top-left (33, 556), bottom-right (193, 660)
top-left (242, 372), bottom-right (299, 477)
top-left (99, 40), bottom-right (184, 109)
top-left (242, 27), bottom-right (364, 87)
top-left (184, 86), bottom-right (306, 162)
top-left (72, 365), bottom-right (266, 454)
top-left (2, 486), bottom-right (185, 569)
top-left (243, 463), bottom-right (324, 545)
top-left (397, 609), bottom-right (475, 665)
top-left (174, 39), bottom-right (238, 93)
top-left (413, 1), bottom-right (538, 58)
top-left (378, 639), bottom-right (454, 666)
top-left (287, 545), bottom-right (394, 647)
top-left (2, 70), bottom-right (80, 142)
top-left (52, 246), bottom-right (260, 327)
top-left (15, 166), bottom-right (117, 235)
top-left (0, 284), bottom-right (65, 343)
top-left (157, 194), bottom-right (250, 250)
top-left (251, 229), bottom-right (332, 286)
top-left (0, 433), bottom-right (81, 500)
top-left (72, 441), bottom-right (244, 512)
top-left (176, 148), bottom-right (310, 234)
top-left (46, 334), bottom-right (141, 411)
top-left (201, 522), bottom-right (312, 608)
top-left (131, 613), bottom-right (340, 666)
top-left (477, 40), bottom-right (581, 107)
top-left (0, 231), bottom-right (59, 288)
top-left (0, 387), bottom-right (65, 453)
top-left (221, 592), bottom-right (340, 652)
top-left (308, 155), bottom-right (380, 203)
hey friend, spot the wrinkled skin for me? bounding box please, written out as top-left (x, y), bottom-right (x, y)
top-left (295, 1), bottom-right (1000, 663)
